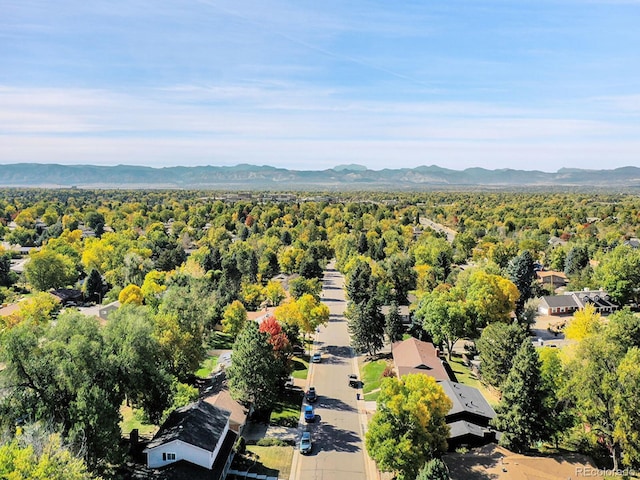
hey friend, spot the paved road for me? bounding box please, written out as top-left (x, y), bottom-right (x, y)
top-left (290, 263), bottom-right (372, 480)
top-left (419, 217), bottom-right (457, 243)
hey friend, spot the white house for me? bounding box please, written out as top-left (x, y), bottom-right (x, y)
top-left (144, 400), bottom-right (235, 474)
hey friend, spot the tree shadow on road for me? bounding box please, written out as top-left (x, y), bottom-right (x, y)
top-left (312, 420), bottom-right (362, 453)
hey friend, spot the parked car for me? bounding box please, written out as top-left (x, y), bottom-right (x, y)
top-left (312, 352), bottom-right (322, 363)
top-left (348, 374), bottom-right (360, 388)
top-left (306, 386), bottom-right (317, 403)
top-left (304, 405), bottom-right (315, 422)
top-left (299, 431), bottom-right (312, 454)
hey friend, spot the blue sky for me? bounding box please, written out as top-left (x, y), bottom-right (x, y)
top-left (1, 0), bottom-right (639, 172)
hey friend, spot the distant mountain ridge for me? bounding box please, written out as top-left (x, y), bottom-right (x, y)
top-left (1, 163), bottom-right (639, 190)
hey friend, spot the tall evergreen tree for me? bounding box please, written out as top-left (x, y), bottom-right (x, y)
top-left (385, 300), bottom-right (405, 343)
top-left (83, 269), bottom-right (106, 303)
top-left (415, 458), bottom-right (450, 480)
top-left (507, 250), bottom-right (536, 317)
top-left (0, 252), bottom-right (16, 287)
top-left (227, 321), bottom-right (279, 411)
top-left (346, 259), bottom-right (377, 306)
top-left (492, 340), bottom-right (550, 453)
top-left (564, 245), bottom-right (589, 276)
top-left (348, 298), bottom-right (385, 356)
top-left (477, 322), bottom-right (528, 389)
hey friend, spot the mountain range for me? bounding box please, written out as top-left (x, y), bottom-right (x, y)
top-left (1, 163), bottom-right (640, 190)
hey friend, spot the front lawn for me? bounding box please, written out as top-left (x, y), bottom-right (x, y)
top-left (269, 389), bottom-right (304, 427)
top-left (231, 446), bottom-right (293, 479)
top-left (291, 355), bottom-right (309, 380)
top-left (361, 359), bottom-right (389, 395)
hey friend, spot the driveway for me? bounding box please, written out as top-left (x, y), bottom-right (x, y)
top-left (290, 262), bottom-right (376, 480)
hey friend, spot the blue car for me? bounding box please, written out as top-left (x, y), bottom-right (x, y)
top-left (304, 405), bottom-right (315, 422)
top-left (299, 431), bottom-right (312, 454)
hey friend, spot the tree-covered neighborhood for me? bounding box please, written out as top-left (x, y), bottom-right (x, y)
top-left (1, 188), bottom-right (640, 479)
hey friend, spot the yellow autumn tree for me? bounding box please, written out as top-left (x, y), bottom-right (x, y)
top-left (118, 284), bottom-right (143, 305)
top-left (565, 303), bottom-right (602, 341)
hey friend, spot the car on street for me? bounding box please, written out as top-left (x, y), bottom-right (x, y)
top-left (299, 431), bottom-right (312, 454)
top-left (348, 374), bottom-right (360, 388)
top-left (306, 386), bottom-right (317, 403)
top-left (311, 352), bottom-right (322, 363)
top-left (304, 405), bottom-right (315, 422)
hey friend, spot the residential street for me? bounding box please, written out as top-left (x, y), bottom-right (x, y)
top-left (290, 262), bottom-right (376, 480)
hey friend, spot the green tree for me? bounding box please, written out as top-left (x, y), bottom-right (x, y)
top-left (415, 458), bottom-right (450, 480)
top-left (606, 308), bottom-right (640, 351)
top-left (492, 340), bottom-right (550, 452)
top-left (289, 276), bottom-right (322, 300)
top-left (476, 322), bottom-right (528, 389)
top-left (24, 249), bottom-right (76, 291)
top-left (346, 259), bottom-right (377, 306)
top-left (348, 298), bottom-right (385, 356)
top-left (227, 321), bottom-right (279, 411)
top-left (564, 245), bottom-right (589, 276)
top-left (383, 254), bottom-right (417, 304)
top-left (614, 347), bottom-right (640, 468)
top-left (506, 250), bottom-right (536, 317)
top-left (416, 286), bottom-right (475, 361)
top-left (565, 334), bottom-right (625, 469)
top-left (83, 269), bottom-right (106, 303)
top-left (0, 252), bottom-right (17, 287)
top-left (298, 254), bottom-right (323, 279)
top-left (593, 245), bottom-right (640, 306)
top-left (103, 305), bottom-right (173, 424)
top-left (0, 427), bottom-right (97, 480)
top-left (538, 346), bottom-right (572, 448)
top-left (222, 300), bottom-right (248, 338)
top-left (385, 300), bottom-right (405, 343)
top-left (0, 312), bottom-right (123, 470)
top-left (366, 374), bottom-right (452, 480)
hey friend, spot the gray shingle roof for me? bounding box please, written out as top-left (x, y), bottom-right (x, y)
top-left (145, 400), bottom-right (230, 452)
top-left (448, 420), bottom-right (488, 439)
top-left (438, 381), bottom-right (496, 421)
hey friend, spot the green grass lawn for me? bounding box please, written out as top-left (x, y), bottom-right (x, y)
top-left (361, 359), bottom-right (389, 395)
top-left (195, 354), bottom-right (219, 378)
top-left (208, 331), bottom-right (234, 349)
top-left (120, 404), bottom-right (158, 437)
top-left (363, 390), bottom-right (381, 402)
top-left (448, 355), bottom-right (500, 406)
top-left (233, 446), bottom-right (293, 479)
top-left (269, 390), bottom-right (303, 427)
top-left (291, 355), bottom-right (309, 380)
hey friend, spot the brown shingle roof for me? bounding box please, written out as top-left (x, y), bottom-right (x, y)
top-left (392, 337), bottom-right (451, 381)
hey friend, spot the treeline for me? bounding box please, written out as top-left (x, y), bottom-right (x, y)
top-left (1, 189), bottom-right (640, 476)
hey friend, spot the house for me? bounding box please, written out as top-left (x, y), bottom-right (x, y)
top-left (203, 371), bottom-right (249, 436)
top-left (535, 270), bottom-right (568, 291)
top-left (392, 337), bottom-right (452, 382)
top-left (50, 288), bottom-right (83, 306)
top-left (438, 380), bottom-right (497, 449)
top-left (538, 290), bottom-right (619, 316)
top-left (144, 400), bottom-right (236, 478)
